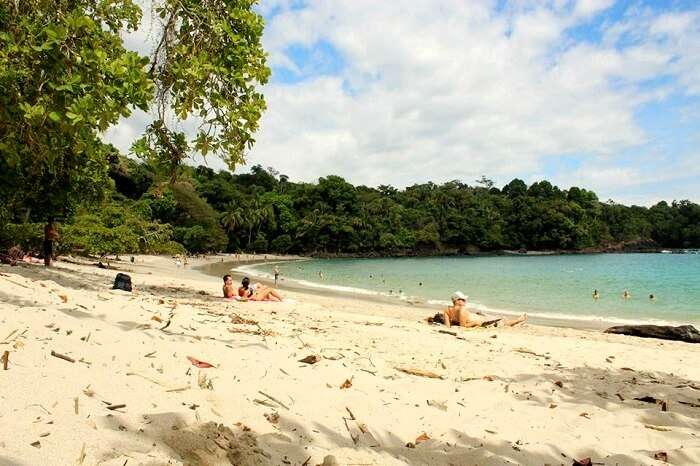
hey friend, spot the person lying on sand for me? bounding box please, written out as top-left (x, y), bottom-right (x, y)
top-left (430, 291), bottom-right (527, 328)
top-left (237, 276), bottom-right (283, 302)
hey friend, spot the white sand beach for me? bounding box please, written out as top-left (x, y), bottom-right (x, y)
top-left (1, 255), bottom-right (699, 466)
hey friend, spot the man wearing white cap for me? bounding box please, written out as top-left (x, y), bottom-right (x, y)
top-left (442, 291), bottom-right (527, 328)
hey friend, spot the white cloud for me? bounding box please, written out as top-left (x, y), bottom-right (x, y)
top-left (104, 0), bottom-right (700, 204)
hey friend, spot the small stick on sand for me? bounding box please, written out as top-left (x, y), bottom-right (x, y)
top-left (74, 397), bottom-right (79, 415)
top-left (1, 350), bottom-right (8, 370)
top-left (395, 367), bottom-right (444, 379)
top-left (50, 350), bottom-right (75, 363)
top-left (257, 391), bottom-right (290, 410)
top-left (0, 275), bottom-right (30, 289)
top-left (77, 443), bottom-right (86, 464)
top-left (345, 406), bottom-right (356, 420)
top-left (126, 372), bottom-right (165, 387)
top-left (165, 386), bottom-right (190, 393)
top-left (106, 403), bottom-right (126, 411)
top-left (2, 329), bottom-right (18, 342)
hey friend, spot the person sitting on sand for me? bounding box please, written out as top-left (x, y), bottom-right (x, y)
top-left (433, 291), bottom-right (527, 328)
top-left (237, 276), bottom-right (283, 302)
top-left (223, 274), bottom-right (236, 299)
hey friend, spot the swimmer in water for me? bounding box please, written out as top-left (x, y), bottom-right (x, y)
top-left (593, 289), bottom-right (600, 300)
top-left (649, 293), bottom-right (655, 301)
top-left (623, 289), bottom-right (631, 299)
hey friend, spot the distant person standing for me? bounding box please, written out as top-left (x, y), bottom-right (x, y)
top-left (593, 289), bottom-right (600, 300)
top-left (274, 265), bottom-right (280, 286)
top-left (43, 217), bottom-right (59, 267)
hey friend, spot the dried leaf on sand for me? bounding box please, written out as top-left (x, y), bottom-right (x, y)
top-left (298, 354), bottom-right (321, 364)
top-left (415, 432), bottom-right (430, 444)
top-left (186, 356), bottom-right (215, 368)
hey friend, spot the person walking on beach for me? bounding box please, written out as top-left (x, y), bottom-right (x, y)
top-left (274, 266), bottom-right (280, 286)
top-left (43, 217), bottom-right (59, 267)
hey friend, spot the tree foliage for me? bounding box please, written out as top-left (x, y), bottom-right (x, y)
top-left (131, 0), bottom-right (270, 182)
top-left (0, 0), bottom-right (153, 219)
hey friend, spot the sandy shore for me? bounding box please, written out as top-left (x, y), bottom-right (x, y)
top-left (1, 255), bottom-right (699, 466)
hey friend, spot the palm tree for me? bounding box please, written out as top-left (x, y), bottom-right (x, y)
top-left (221, 204), bottom-right (244, 233)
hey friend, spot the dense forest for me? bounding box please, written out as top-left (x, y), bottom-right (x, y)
top-left (2, 153), bottom-right (699, 257)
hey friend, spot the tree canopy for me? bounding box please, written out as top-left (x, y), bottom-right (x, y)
top-left (0, 0), bottom-right (269, 222)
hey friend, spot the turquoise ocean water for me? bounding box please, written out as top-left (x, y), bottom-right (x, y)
top-left (244, 254), bottom-right (700, 326)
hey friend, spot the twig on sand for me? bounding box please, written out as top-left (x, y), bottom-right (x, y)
top-left (165, 386), bottom-right (190, 393)
top-left (1, 350), bottom-right (8, 370)
top-left (0, 275), bottom-right (30, 289)
top-left (106, 403), bottom-right (126, 411)
top-left (257, 391), bottom-right (290, 410)
top-left (77, 443), bottom-right (86, 464)
top-left (395, 367), bottom-right (444, 379)
top-left (50, 350), bottom-right (75, 363)
top-left (345, 406), bottom-right (356, 420)
top-left (438, 329), bottom-right (457, 336)
top-left (360, 368), bottom-right (377, 376)
top-left (126, 372), bottom-right (166, 387)
top-left (74, 397), bottom-right (79, 415)
top-left (254, 399), bottom-right (277, 408)
top-left (513, 347), bottom-right (549, 359)
top-left (2, 329), bottom-right (18, 343)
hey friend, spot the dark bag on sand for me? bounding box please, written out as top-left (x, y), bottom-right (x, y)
top-left (431, 313), bottom-right (445, 325)
top-left (113, 273), bottom-right (132, 292)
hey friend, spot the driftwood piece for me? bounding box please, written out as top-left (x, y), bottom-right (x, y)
top-left (604, 325), bottom-right (700, 343)
top-left (50, 350), bottom-right (75, 363)
top-left (1, 350), bottom-right (8, 370)
top-left (106, 403), bottom-right (126, 411)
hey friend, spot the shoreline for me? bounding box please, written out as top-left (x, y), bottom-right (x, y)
top-left (1, 254), bottom-right (699, 465)
top-left (196, 257), bottom-right (682, 332)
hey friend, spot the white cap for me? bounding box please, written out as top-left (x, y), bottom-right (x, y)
top-left (452, 291), bottom-right (468, 302)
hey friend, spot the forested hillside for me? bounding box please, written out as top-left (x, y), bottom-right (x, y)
top-left (3, 155), bottom-right (698, 257)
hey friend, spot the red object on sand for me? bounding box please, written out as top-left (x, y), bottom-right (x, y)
top-left (186, 356), bottom-right (215, 368)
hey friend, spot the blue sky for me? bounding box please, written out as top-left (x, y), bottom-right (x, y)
top-left (110, 0), bottom-right (700, 205)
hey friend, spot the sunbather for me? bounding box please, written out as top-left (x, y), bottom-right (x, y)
top-left (223, 274), bottom-right (236, 299)
top-left (433, 291), bottom-right (526, 328)
top-left (237, 276), bottom-right (283, 302)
